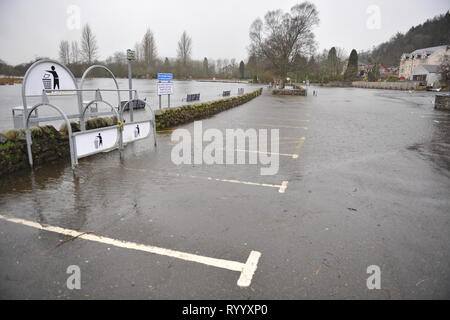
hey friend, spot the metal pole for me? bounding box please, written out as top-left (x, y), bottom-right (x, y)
top-left (159, 95), bottom-right (162, 109)
top-left (127, 59), bottom-right (134, 122)
top-left (168, 95), bottom-right (170, 108)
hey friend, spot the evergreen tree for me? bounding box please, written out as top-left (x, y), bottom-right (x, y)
top-left (306, 56), bottom-right (318, 81)
top-left (203, 57), bottom-right (209, 77)
top-left (327, 47), bottom-right (338, 78)
top-left (163, 57), bottom-right (171, 73)
top-left (368, 63), bottom-right (380, 82)
top-left (344, 49), bottom-right (358, 81)
top-left (239, 61), bottom-right (245, 79)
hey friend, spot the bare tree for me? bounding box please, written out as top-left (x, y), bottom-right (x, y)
top-left (335, 47), bottom-right (347, 76)
top-left (216, 59), bottom-right (223, 74)
top-left (71, 41), bottom-right (80, 64)
top-left (59, 40), bottom-right (70, 65)
top-left (327, 47), bottom-right (339, 77)
top-left (177, 31), bottom-right (192, 77)
top-left (249, 2), bottom-right (319, 88)
top-left (80, 24), bottom-right (98, 64)
top-left (209, 60), bottom-right (216, 76)
top-left (134, 42), bottom-right (142, 62)
top-left (203, 57), bottom-right (209, 77)
top-left (142, 28), bottom-right (157, 71)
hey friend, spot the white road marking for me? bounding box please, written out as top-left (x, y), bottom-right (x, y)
top-left (258, 117), bottom-right (310, 123)
top-left (237, 250), bottom-right (262, 287)
top-left (233, 149), bottom-right (299, 159)
top-left (240, 122), bottom-right (309, 130)
top-left (0, 214), bottom-right (261, 287)
top-left (279, 181), bottom-right (289, 194)
top-left (295, 137), bottom-right (306, 154)
top-left (175, 174), bottom-right (289, 193)
top-left (82, 163), bottom-right (289, 194)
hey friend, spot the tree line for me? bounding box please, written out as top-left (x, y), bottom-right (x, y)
top-left (3, 4), bottom-right (447, 84)
top-left (245, 4), bottom-right (449, 86)
top-left (367, 12), bottom-right (450, 67)
top-left (1, 24), bottom-right (248, 80)
top-left (59, 25), bottom-right (248, 79)
top-left (246, 2), bottom-right (363, 87)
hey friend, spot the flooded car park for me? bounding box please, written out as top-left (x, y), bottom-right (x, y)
top-left (1, 86), bottom-right (449, 299)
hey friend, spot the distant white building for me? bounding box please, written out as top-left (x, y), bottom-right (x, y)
top-left (411, 64), bottom-right (442, 87)
top-left (399, 45), bottom-right (450, 86)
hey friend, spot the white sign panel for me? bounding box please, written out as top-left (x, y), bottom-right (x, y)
top-left (127, 49), bottom-right (136, 61)
top-left (24, 61), bottom-right (77, 96)
top-left (157, 82), bottom-right (173, 95)
top-left (122, 121), bottom-right (151, 144)
top-left (74, 127), bottom-right (119, 159)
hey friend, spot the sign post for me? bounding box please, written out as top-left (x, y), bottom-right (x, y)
top-left (127, 49), bottom-right (136, 121)
top-left (157, 73), bottom-right (173, 109)
top-left (21, 59), bottom-right (78, 168)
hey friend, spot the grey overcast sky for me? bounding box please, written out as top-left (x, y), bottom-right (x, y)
top-left (0, 0), bottom-right (449, 65)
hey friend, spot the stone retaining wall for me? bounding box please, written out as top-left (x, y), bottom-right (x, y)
top-left (155, 88), bottom-right (262, 130)
top-left (352, 81), bottom-right (422, 90)
top-left (0, 117), bottom-right (117, 178)
top-left (435, 95), bottom-right (450, 110)
top-left (272, 86), bottom-right (307, 96)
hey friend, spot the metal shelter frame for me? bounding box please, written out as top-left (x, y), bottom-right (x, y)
top-left (21, 59), bottom-right (156, 170)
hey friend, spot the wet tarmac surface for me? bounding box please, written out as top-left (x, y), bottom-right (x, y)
top-left (1, 86), bottom-right (449, 299)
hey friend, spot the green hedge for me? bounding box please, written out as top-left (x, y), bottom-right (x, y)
top-left (155, 88), bottom-right (262, 130)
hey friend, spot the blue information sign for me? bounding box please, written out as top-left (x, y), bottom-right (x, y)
top-left (157, 73), bottom-right (173, 82)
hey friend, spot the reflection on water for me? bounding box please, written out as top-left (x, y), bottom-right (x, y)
top-left (405, 112), bottom-right (450, 178)
top-left (0, 161), bottom-right (86, 229)
top-left (0, 79), bottom-right (257, 131)
top-left (0, 138), bottom-right (160, 233)
top-left (425, 115), bottom-right (450, 176)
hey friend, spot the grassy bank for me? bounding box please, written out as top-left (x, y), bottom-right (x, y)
top-left (0, 77), bottom-right (22, 85)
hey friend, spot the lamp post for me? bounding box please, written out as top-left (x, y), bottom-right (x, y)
top-left (127, 49), bottom-right (136, 122)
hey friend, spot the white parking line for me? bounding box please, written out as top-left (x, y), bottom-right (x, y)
top-left (239, 122), bottom-right (309, 130)
top-left (176, 174), bottom-right (289, 193)
top-left (82, 163), bottom-right (289, 194)
top-left (279, 181), bottom-right (289, 194)
top-left (233, 149), bottom-right (299, 159)
top-left (0, 214), bottom-right (261, 288)
top-left (258, 117), bottom-right (310, 123)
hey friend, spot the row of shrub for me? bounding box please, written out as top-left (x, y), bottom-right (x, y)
top-left (155, 88), bottom-right (263, 130)
top-left (272, 88), bottom-right (307, 96)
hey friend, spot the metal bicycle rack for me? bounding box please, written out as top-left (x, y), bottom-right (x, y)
top-left (20, 59), bottom-right (157, 170)
top-left (119, 99), bottom-right (157, 148)
top-left (25, 102), bottom-right (76, 169)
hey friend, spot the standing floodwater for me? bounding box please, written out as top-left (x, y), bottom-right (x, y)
top-left (0, 78), bottom-right (258, 131)
top-left (1, 87), bottom-right (450, 299)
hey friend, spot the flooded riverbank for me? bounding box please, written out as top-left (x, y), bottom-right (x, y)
top-left (0, 78), bottom-right (258, 131)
